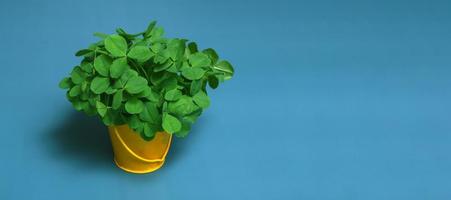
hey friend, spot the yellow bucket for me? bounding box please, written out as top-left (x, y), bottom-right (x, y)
top-left (108, 125), bottom-right (172, 174)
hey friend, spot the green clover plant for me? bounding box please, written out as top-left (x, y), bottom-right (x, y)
top-left (59, 21), bottom-right (234, 141)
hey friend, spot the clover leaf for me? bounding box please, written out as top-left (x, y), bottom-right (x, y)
top-left (112, 90), bottom-right (123, 109)
top-left (69, 85), bottom-right (81, 97)
top-left (207, 76), bottom-right (219, 89)
top-left (181, 67), bottom-right (205, 80)
top-left (162, 113), bottom-right (181, 134)
top-left (90, 77), bottom-right (110, 94)
top-left (164, 89), bottom-right (182, 101)
top-left (59, 77), bottom-right (72, 89)
top-left (214, 60), bottom-right (234, 80)
top-left (96, 101), bottom-right (107, 117)
top-left (193, 91), bottom-right (210, 109)
top-left (188, 52), bottom-right (210, 67)
top-left (125, 98), bottom-right (144, 114)
top-left (202, 48), bottom-right (218, 63)
top-left (110, 57), bottom-right (129, 78)
top-left (139, 102), bottom-right (160, 123)
top-left (70, 67), bottom-right (85, 84)
top-left (94, 55), bottom-right (112, 77)
top-left (105, 34), bottom-right (128, 57)
top-left (125, 76), bottom-right (148, 94)
top-left (128, 46), bottom-right (152, 62)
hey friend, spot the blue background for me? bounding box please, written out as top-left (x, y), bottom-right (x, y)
top-left (1, 0), bottom-right (450, 199)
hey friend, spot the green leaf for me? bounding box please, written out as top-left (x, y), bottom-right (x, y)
top-left (168, 96), bottom-right (198, 116)
top-left (150, 71), bottom-right (171, 85)
top-left (153, 52), bottom-right (169, 64)
top-left (120, 69), bottom-right (138, 83)
top-left (208, 75), bottom-right (219, 89)
top-left (150, 43), bottom-right (163, 53)
top-left (153, 61), bottom-right (173, 72)
top-left (190, 79), bottom-right (202, 95)
top-left (80, 62), bottom-right (93, 73)
top-left (81, 81), bottom-right (89, 91)
top-left (125, 76), bottom-right (148, 94)
top-left (115, 28), bottom-right (137, 41)
top-left (139, 102), bottom-right (160, 123)
top-left (104, 34), bottom-right (128, 57)
top-left (82, 101), bottom-right (96, 115)
top-left (193, 91), bottom-right (210, 108)
top-left (187, 42), bottom-right (198, 54)
top-left (105, 87), bottom-right (117, 94)
top-left (179, 61), bottom-right (190, 71)
top-left (149, 27), bottom-right (164, 42)
top-left (183, 109), bottom-right (202, 123)
top-left (125, 98), bottom-right (144, 114)
top-left (96, 101), bottom-right (107, 117)
top-left (165, 64), bottom-right (178, 73)
top-left (69, 85), bottom-right (81, 97)
top-left (113, 78), bottom-right (125, 89)
top-left (102, 110), bottom-right (113, 125)
top-left (213, 60), bottom-right (234, 80)
top-left (93, 32), bottom-right (108, 39)
top-left (70, 67), bottom-right (85, 84)
top-left (162, 102), bottom-right (168, 113)
top-left (162, 113), bottom-right (181, 134)
top-left (144, 21), bottom-right (157, 38)
top-left (167, 39), bottom-right (185, 60)
top-left (188, 52), bottom-right (210, 67)
top-left (175, 120), bottom-right (191, 138)
top-left (112, 90), bottom-right (123, 109)
top-left (142, 124), bottom-right (157, 140)
top-left (94, 55), bottom-right (112, 76)
top-left (159, 76), bottom-right (178, 91)
top-left (129, 115), bottom-right (142, 130)
top-left (90, 77), bottom-right (110, 94)
top-left (173, 60), bottom-right (183, 70)
top-left (80, 88), bottom-right (89, 98)
top-left (71, 100), bottom-right (83, 111)
top-left (164, 89), bottom-right (182, 101)
top-left (59, 77), bottom-right (72, 89)
top-left (202, 48), bottom-right (219, 63)
top-left (131, 38), bottom-right (147, 47)
top-left (110, 57), bottom-right (129, 78)
top-left (137, 87), bottom-right (151, 98)
top-left (75, 49), bottom-right (92, 57)
top-left (181, 67), bottom-right (205, 80)
top-left (127, 46), bottom-right (152, 62)
top-left (88, 96), bottom-right (100, 107)
top-left (140, 87), bottom-right (160, 102)
top-left (165, 63), bottom-right (178, 73)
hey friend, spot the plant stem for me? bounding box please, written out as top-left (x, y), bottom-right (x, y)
top-left (130, 59), bottom-right (149, 80)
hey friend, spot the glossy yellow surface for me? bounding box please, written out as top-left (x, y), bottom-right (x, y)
top-left (108, 125), bottom-right (172, 174)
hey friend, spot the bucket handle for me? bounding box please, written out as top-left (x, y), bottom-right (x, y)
top-left (112, 127), bottom-right (172, 163)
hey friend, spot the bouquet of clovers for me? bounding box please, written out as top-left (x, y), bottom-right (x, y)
top-left (59, 21), bottom-right (234, 140)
